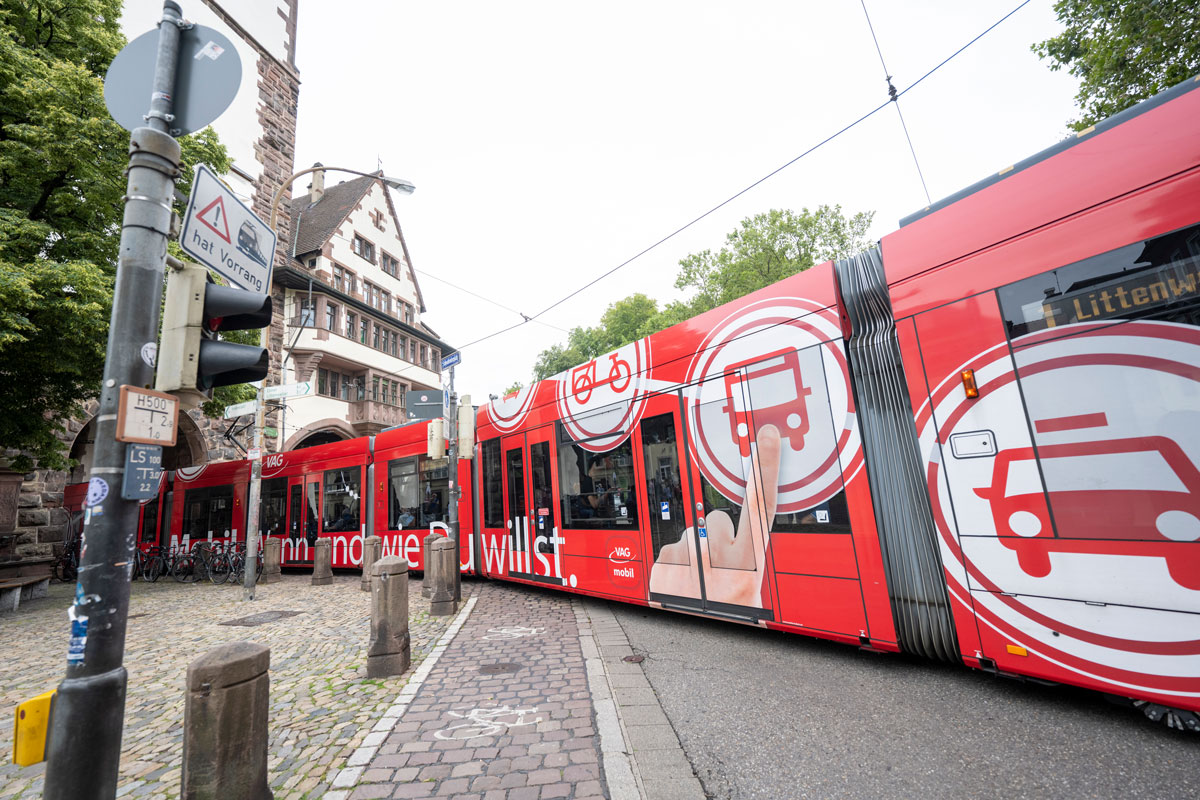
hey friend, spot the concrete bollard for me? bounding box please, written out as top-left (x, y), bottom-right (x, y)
top-left (360, 535), bottom-right (381, 592)
top-left (421, 532), bottom-right (440, 598)
top-left (182, 642), bottom-right (271, 800)
top-left (429, 537), bottom-right (458, 617)
top-left (367, 556), bottom-right (411, 678)
top-left (312, 538), bottom-right (332, 586)
top-left (261, 537), bottom-right (281, 584)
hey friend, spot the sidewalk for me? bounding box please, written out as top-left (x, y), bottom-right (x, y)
top-left (329, 581), bottom-right (705, 800)
top-left (1, 575), bottom-right (703, 799)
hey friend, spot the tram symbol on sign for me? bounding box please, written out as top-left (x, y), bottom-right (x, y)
top-left (571, 353), bottom-right (632, 404)
top-left (975, 431), bottom-right (1200, 591)
top-left (722, 349), bottom-right (813, 458)
top-left (237, 221), bottom-right (269, 268)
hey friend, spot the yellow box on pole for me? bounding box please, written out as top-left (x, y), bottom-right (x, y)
top-left (13, 690), bottom-right (55, 766)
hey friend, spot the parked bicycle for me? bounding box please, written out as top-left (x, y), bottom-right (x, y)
top-left (173, 540), bottom-right (223, 583)
top-left (216, 542), bottom-right (264, 586)
top-left (52, 512), bottom-right (83, 582)
top-left (139, 545), bottom-right (170, 583)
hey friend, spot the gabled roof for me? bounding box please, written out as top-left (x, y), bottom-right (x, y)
top-left (288, 174), bottom-right (374, 257)
top-left (288, 171), bottom-right (428, 312)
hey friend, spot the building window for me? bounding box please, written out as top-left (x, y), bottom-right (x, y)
top-left (432, 349), bottom-right (440, 367)
top-left (325, 302), bottom-right (338, 331)
top-left (390, 331), bottom-right (398, 357)
top-left (345, 311), bottom-right (356, 339)
top-left (318, 368), bottom-right (328, 396)
top-left (382, 252), bottom-right (399, 277)
top-left (352, 234), bottom-right (375, 263)
top-left (373, 324), bottom-right (381, 349)
top-left (402, 302), bottom-right (413, 325)
top-left (347, 272), bottom-right (357, 296)
top-left (392, 382), bottom-right (399, 406)
top-left (408, 340), bottom-right (417, 362)
top-left (360, 318), bottom-right (368, 344)
top-left (382, 290), bottom-right (391, 314)
top-left (333, 265), bottom-right (346, 292)
top-left (420, 344), bottom-right (428, 368)
top-left (298, 298), bottom-right (315, 326)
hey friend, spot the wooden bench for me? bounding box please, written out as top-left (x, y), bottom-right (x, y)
top-left (0, 575), bottom-right (50, 614)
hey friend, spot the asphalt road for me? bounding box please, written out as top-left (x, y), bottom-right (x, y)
top-left (610, 604), bottom-right (1197, 800)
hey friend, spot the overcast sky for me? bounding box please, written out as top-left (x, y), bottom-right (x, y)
top-left (293, 1), bottom-right (1080, 403)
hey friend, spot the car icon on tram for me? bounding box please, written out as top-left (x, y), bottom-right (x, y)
top-left (722, 348), bottom-right (813, 458)
top-left (974, 435), bottom-right (1200, 590)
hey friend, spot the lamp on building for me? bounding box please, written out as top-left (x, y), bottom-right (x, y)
top-left (269, 164), bottom-right (416, 228)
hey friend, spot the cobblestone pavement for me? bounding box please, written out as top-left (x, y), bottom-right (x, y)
top-left (0, 573), bottom-right (452, 799)
top-left (349, 582), bottom-right (607, 800)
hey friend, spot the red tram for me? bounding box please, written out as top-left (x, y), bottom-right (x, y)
top-left (67, 76), bottom-right (1200, 729)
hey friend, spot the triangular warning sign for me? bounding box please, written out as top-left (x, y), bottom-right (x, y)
top-left (197, 196), bottom-right (232, 244)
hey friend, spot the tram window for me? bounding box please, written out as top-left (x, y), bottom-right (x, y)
top-left (481, 438), bottom-right (503, 528)
top-left (771, 491), bottom-right (853, 533)
top-left (388, 457), bottom-right (420, 529)
top-left (557, 423), bottom-right (639, 530)
top-left (640, 413), bottom-right (687, 562)
top-left (260, 477), bottom-right (287, 537)
top-left (997, 222), bottom-right (1200, 339)
top-left (530, 441), bottom-right (555, 553)
top-left (322, 468), bottom-right (361, 532)
top-left (181, 485), bottom-right (234, 541)
top-left (139, 496), bottom-right (160, 543)
top-left (306, 482), bottom-right (319, 541)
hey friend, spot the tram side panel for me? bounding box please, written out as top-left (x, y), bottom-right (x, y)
top-left (373, 420), bottom-right (475, 573)
top-left (895, 220), bottom-right (1200, 713)
top-left (474, 266), bottom-right (901, 649)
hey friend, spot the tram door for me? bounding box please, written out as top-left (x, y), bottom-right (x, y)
top-left (500, 428), bottom-right (560, 584)
top-left (644, 376), bottom-right (777, 622)
top-left (285, 475), bottom-right (321, 564)
top-left (641, 393), bottom-right (704, 611)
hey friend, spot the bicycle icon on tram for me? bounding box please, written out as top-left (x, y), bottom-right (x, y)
top-left (571, 353), bottom-right (632, 404)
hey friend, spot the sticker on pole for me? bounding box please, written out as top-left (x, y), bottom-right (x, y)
top-left (181, 164), bottom-right (276, 294)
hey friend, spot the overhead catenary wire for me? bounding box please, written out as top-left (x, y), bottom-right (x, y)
top-left (859, 0), bottom-right (933, 206)
top-left (455, 0), bottom-right (1033, 353)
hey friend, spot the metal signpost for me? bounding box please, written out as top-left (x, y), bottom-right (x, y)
top-left (180, 163), bottom-right (277, 294)
top-left (443, 356), bottom-right (462, 602)
top-left (265, 380), bottom-right (313, 400)
top-left (44, 4), bottom-right (241, 798)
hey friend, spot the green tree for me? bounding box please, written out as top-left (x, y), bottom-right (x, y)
top-left (1035, 0), bottom-right (1200, 130)
top-left (675, 206), bottom-right (873, 315)
top-left (0, 0), bottom-right (234, 471)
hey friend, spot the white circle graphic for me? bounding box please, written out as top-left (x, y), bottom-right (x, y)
top-left (683, 297), bottom-right (861, 514)
top-left (556, 338), bottom-right (652, 452)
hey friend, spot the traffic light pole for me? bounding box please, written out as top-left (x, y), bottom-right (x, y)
top-left (446, 367), bottom-right (461, 602)
top-left (242, 341), bottom-right (267, 600)
top-left (44, 3), bottom-right (184, 798)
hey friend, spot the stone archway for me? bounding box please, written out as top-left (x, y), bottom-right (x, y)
top-left (66, 406), bottom-right (209, 483)
top-left (285, 418), bottom-right (356, 451)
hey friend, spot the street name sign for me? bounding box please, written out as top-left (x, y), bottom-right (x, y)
top-left (265, 381), bottom-right (314, 400)
top-left (116, 386), bottom-right (178, 446)
top-left (181, 164), bottom-right (276, 294)
top-left (121, 444), bottom-right (164, 501)
top-left (224, 399), bottom-right (258, 418)
top-left (441, 352), bottom-right (461, 370)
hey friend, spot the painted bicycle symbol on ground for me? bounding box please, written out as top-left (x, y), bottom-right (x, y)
top-left (432, 705), bottom-right (543, 740)
top-left (481, 626), bottom-right (545, 641)
top-left (571, 353), bottom-right (631, 403)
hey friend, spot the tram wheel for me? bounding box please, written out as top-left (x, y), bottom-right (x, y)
top-left (1133, 700), bottom-right (1200, 732)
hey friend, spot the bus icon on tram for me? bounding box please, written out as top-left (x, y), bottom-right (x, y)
top-left (723, 348), bottom-right (813, 458)
top-left (974, 434), bottom-right (1200, 590)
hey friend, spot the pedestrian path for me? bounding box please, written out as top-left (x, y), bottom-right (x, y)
top-left (329, 581), bottom-right (705, 800)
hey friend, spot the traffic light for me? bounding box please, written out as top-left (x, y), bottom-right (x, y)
top-left (156, 261), bottom-right (272, 404)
